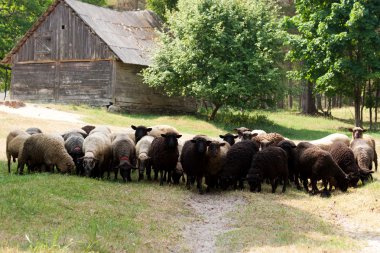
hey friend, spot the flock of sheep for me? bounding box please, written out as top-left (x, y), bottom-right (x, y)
top-left (5, 124), bottom-right (377, 197)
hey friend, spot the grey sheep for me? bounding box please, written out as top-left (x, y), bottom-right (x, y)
top-left (62, 129), bottom-right (88, 141)
top-left (219, 140), bottom-right (259, 190)
top-left (6, 129), bottom-right (30, 173)
top-left (247, 146), bottom-right (288, 193)
top-left (135, 135), bottom-right (155, 181)
top-left (350, 138), bottom-right (376, 173)
top-left (111, 133), bottom-right (137, 182)
top-left (25, 127), bottom-right (42, 135)
top-left (349, 127), bottom-right (378, 171)
top-left (205, 141), bottom-right (230, 192)
top-left (64, 134), bottom-right (85, 175)
top-left (296, 142), bottom-right (349, 197)
top-left (82, 132), bottom-right (112, 178)
top-left (18, 133), bottom-right (75, 174)
top-left (148, 132), bottom-right (182, 186)
top-left (181, 135), bottom-right (211, 193)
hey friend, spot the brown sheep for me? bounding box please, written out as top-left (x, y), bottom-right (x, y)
top-left (6, 130), bottom-right (30, 173)
top-left (349, 127), bottom-right (377, 171)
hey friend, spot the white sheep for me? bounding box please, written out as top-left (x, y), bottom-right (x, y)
top-left (135, 135), bottom-right (155, 180)
top-left (309, 133), bottom-right (350, 151)
top-left (82, 131), bottom-right (112, 178)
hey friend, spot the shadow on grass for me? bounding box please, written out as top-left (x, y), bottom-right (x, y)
top-left (197, 110), bottom-right (335, 140)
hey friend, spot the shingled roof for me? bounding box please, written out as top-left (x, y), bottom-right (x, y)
top-left (1, 0), bottom-right (162, 65)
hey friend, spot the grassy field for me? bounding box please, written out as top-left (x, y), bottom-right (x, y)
top-left (1, 104), bottom-right (379, 252)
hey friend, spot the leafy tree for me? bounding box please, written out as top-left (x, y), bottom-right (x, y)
top-left (81, 0), bottom-right (107, 5)
top-left (146, 0), bottom-right (178, 21)
top-left (143, 0), bottom-right (285, 120)
top-left (285, 0), bottom-right (380, 126)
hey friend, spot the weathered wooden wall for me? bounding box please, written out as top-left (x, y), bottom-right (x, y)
top-left (12, 60), bottom-right (112, 105)
top-left (113, 61), bottom-right (196, 113)
top-left (11, 1), bottom-right (114, 63)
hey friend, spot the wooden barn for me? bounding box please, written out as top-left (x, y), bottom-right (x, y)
top-left (1, 0), bottom-right (196, 113)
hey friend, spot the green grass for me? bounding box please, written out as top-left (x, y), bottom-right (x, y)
top-left (0, 162), bottom-right (190, 252)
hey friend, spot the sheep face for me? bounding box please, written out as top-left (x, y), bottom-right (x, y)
top-left (336, 175), bottom-right (349, 192)
top-left (58, 160), bottom-right (75, 173)
top-left (208, 142), bottom-right (225, 157)
top-left (83, 157), bottom-right (98, 176)
top-left (219, 133), bottom-right (238, 146)
top-left (242, 131), bottom-right (254, 141)
top-left (247, 177), bottom-right (261, 192)
top-left (234, 127), bottom-right (251, 138)
top-left (190, 138), bottom-right (211, 154)
top-left (118, 160), bottom-right (136, 182)
top-left (132, 125), bottom-right (152, 143)
top-left (349, 127), bottom-right (366, 139)
top-left (161, 133), bottom-right (182, 149)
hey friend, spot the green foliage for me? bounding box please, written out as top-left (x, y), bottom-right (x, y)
top-left (285, 1), bottom-right (380, 98)
top-left (146, 0), bottom-right (178, 21)
top-left (143, 0), bottom-right (286, 119)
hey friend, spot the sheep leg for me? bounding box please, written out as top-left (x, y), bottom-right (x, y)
top-left (167, 170), bottom-right (172, 184)
top-left (282, 175), bottom-right (288, 193)
top-left (374, 150), bottom-right (378, 171)
top-left (238, 179), bottom-right (244, 190)
top-left (197, 176), bottom-right (204, 194)
top-left (154, 168), bottom-right (159, 181)
top-left (186, 176), bottom-right (191, 190)
top-left (159, 170), bottom-right (164, 186)
top-left (310, 179), bottom-right (320, 195)
top-left (7, 158), bottom-right (11, 174)
top-left (302, 178), bottom-right (309, 193)
top-left (271, 179), bottom-right (278, 193)
top-left (321, 179), bottom-right (331, 198)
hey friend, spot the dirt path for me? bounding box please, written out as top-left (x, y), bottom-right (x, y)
top-left (181, 193), bottom-right (245, 253)
top-left (326, 202), bottom-right (380, 253)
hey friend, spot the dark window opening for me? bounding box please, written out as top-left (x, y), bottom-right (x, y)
top-left (61, 25), bottom-right (65, 29)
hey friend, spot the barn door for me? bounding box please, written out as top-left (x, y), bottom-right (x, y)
top-left (34, 32), bottom-right (52, 60)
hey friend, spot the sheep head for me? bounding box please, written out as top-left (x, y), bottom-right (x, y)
top-left (132, 125), bottom-right (152, 143)
top-left (207, 141), bottom-right (226, 157)
top-left (348, 127), bottom-right (366, 139)
top-left (190, 136), bottom-right (211, 154)
top-left (234, 127), bottom-right (252, 138)
top-left (161, 132), bottom-right (182, 149)
top-left (82, 157), bottom-right (99, 177)
top-left (219, 133), bottom-right (238, 146)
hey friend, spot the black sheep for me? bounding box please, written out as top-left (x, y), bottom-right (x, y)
top-left (296, 142), bottom-right (349, 197)
top-left (181, 135), bottom-right (211, 194)
top-left (148, 132), bottom-right (182, 186)
top-left (132, 125), bottom-right (152, 143)
top-left (247, 146), bottom-right (288, 193)
top-left (25, 127), bottom-right (42, 135)
top-left (219, 140), bottom-right (259, 190)
top-left (219, 133), bottom-right (238, 146)
top-left (277, 140), bottom-right (301, 190)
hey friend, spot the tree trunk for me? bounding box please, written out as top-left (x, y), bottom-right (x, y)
top-left (288, 80), bottom-right (293, 109)
top-left (209, 103), bottom-right (222, 121)
top-left (354, 84), bottom-right (362, 127)
top-left (316, 93), bottom-right (324, 113)
top-left (301, 81), bottom-right (317, 114)
top-left (375, 84), bottom-right (380, 130)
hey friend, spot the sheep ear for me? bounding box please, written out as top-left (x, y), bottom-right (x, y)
top-left (131, 125), bottom-right (137, 130)
top-left (233, 135), bottom-right (238, 139)
top-left (362, 129), bottom-right (367, 132)
top-left (220, 143), bottom-right (226, 146)
top-left (161, 134), bottom-right (167, 138)
top-left (176, 135), bottom-right (182, 139)
top-left (348, 128), bottom-right (353, 132)
top-left (219, 135), bottom-right (225, 138)
top-left (252, 133), bottom-right (258, 137)
top-left (147, 128), bottom-right (152, 132)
